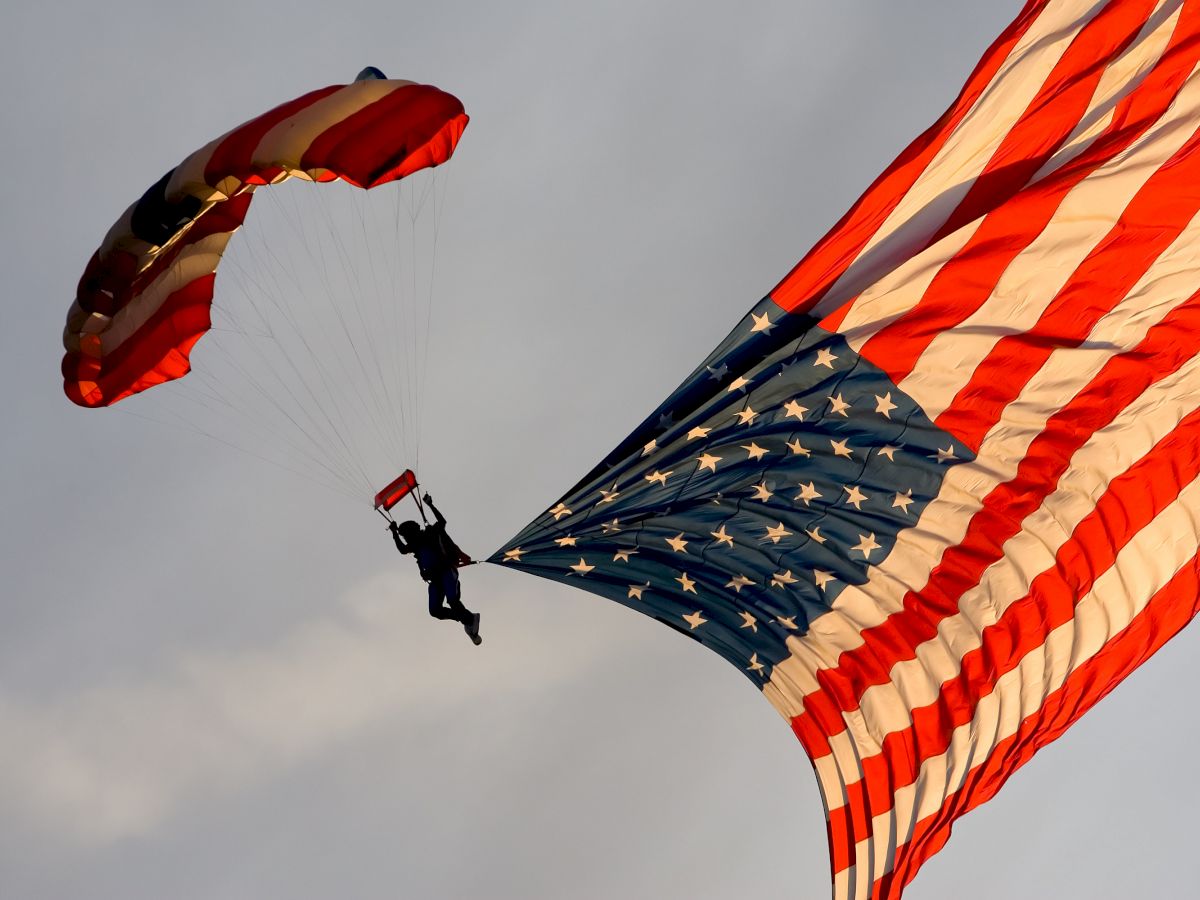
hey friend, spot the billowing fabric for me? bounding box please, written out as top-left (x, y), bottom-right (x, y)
top-left (62, 77), bottom-right (467, 408)
top-left (493, 1), bottom-right (1200, 897)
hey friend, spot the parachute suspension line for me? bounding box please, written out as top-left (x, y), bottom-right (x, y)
top-left (261, 183), bottom-right (403, 482)
top-left (294, 185), bottom-right (401, 474)
top-left (380, 181), bottom-right (412, 465)
top-left (214, 195), bottom-right (384, 497)
top-left (167, 351), bottom-right (360, 491)
top-left (336, 181), bottom-right (412, 470)
top-left (113, 402), bottom-right (361, 502)
top-left (216, 221), bottom-right (379, 496)
top-left (319, 184), bottom-right (401, 460)
top-left (350, 181), bottom-right (412, 467)
top-left (266, 184), bottom-right (390, 450)
top-left (418, 168), bottom-right (450, 475)
top-left (200, 337), bottom-right (374, 493)
top-left (392, 177), bottom-right (421, 469)
top-left (178, 248), bottom-right (373, 496)
top-left (392, 168), bottom-right (441, 475)
top-left (411, 176), bottom-right (427, 471)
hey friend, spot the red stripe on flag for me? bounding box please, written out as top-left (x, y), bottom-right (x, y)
top-left (794, 288), bottom-right (1200, 756)
top-left (766, 0), bottom-right (1052, 316)
top-left (857, 6), bottom-right (1200, 384)
top-left (939, 105), bottom-right (1200, 448)
top-left (816, 401), bottom-right (1200, 871)
top-left (928, 0), bottom-right (1159, 243)
top-left (869, 551), bottom-right (1200, 898)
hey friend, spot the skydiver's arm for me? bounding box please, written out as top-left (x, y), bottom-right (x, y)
top-left (389, 522), bottom-right (412, 554)
top-left (423, 493), bottom-right (447, 527)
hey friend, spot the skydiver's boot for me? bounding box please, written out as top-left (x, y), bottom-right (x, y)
top-left (465, 612), bottom-right (482, 646)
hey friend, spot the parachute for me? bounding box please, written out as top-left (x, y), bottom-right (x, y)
top-left (63, 71), bottom-right (467, 498)
top-left (491, 2), bottom-right (1200, 898)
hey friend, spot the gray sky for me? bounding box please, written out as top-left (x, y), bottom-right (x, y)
top-left (3, 1), bottom-right (1197, 897)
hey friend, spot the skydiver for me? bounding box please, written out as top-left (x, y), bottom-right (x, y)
top-left (389, 493), bottom-right (481, 645)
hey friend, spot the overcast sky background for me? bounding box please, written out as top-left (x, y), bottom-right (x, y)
top-left (4, 1), bottom-right (1199, 897)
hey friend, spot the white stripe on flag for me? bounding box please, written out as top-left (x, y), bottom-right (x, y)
top-left (811, 0), bottom-right (1108, 319)
top-left (767, 305), bottom-right (1200, 715)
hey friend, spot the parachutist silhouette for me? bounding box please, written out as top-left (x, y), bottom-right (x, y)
top-left (390, 494), bottom-right (480, 645)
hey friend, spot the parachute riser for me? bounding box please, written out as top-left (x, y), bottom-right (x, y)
top-left (412, 482), bottom-right (430, 525)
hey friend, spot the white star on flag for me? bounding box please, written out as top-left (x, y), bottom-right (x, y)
top-left (738, 611), bottom-right (759, 632)
top-left (813, 347), bottom-right (837, 368)
top-left (726, 574), bottom-right (754, 593)
top-left (783, 399), bottom-right (808, 420)
top-left (852, 532), bottom-right (880, 559)
top-left (613, 548), bottom-right (637, 562)
top-left (931, 445), bottom-right (958, 463)
top-left (502, 547), bottom-right (524, 563)
top-left (795, 481), bottom-right (822, 505)
top-left (771, 569), bottom-right (799, 588)
top-left (842, 484), bottom-right (869, 510)
top-left (764, 522), bottom-right (792, 544)
top-left (874, 392), bottom-right (898, 418)
top-left (676, 572), bottom-right (697, 593)
top-left (682, 610), bottom-right (707, 630)
top-left (787, 439), bottom-right (811, 457)
top-left (893, 489), bottom-right (915, 513)
top-left (627, 582), bottom-right (649, 600)
top-left (569, 558), bottom-right (594, 575)
top-left (666, 533), bottom-right (689, 553)
top-left (645, 469), bottom-right (673, 486)
top-left (742, 442), bottom-right (768, 461)
top-left (549, 502), bottom-right (571, 521)
top-left (710, 525), bottom-right (734, 547)
top-left (696, 452), bottom-right (721, 473)
top-left (750, 311), bottom-right (774, 333)
top-left (828, 393), bottom-right (852, 417)
top-left (750, 481), bottom-right (773, 502)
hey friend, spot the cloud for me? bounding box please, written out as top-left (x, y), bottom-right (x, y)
top-left (0, 570), bottom-right (623, 845)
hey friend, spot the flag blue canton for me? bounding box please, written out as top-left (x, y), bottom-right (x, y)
top-left (493, 299), bottom-right (973, 681)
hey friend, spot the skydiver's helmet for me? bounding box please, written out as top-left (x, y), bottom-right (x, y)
top-left (398, 520), bottom-right (423, 542)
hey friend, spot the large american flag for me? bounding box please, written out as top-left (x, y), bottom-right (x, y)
top-left (492, 1), bottom-right (1200, 896)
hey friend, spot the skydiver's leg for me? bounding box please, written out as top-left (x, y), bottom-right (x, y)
top-left (427, 579), bottom-right (460, 621)
top-left (427, 571), bottom-right (472, 624)
top-left (443, 569), bottom-right (472, 622)
top-left (441, 569), bottom-right (480, 643)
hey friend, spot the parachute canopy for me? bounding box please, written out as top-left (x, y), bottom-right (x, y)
top-left (63, 73), bottom-right (467, 409)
